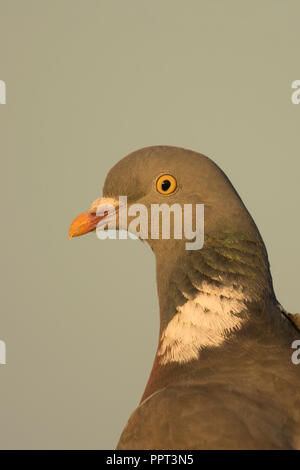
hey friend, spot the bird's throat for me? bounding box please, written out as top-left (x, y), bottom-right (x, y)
top-left (141, 231), bottom-right (275, 402)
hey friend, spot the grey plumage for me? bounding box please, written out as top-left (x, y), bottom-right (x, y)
top-left (70, 145), bottom-right (300, 449)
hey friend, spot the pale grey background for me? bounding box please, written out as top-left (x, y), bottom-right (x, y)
top-left (0, 0), bottom-right (299, 449)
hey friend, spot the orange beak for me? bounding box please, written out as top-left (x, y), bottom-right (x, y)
top-left (68, 197), bottom-right (119, 240)
top-left (68, 211), bottom-right (104, 240)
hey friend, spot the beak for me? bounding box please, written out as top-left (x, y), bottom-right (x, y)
top-left (68, 197), bottom-right (119, 240)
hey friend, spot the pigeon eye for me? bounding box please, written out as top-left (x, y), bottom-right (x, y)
top-left (156, 175), bottom-right (177, 195)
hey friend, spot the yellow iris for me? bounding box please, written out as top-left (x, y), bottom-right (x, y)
top-left (156, 174), bottom-right (177, 195)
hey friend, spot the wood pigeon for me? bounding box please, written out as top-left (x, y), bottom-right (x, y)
top-left (69, 146), bottom-right (300, 450)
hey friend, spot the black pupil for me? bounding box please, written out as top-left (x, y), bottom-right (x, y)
top-left (161, 179), bottom-right (171, 191)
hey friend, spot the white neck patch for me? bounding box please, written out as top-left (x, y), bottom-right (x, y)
top-left (157, 281), bottom-right (247, 365)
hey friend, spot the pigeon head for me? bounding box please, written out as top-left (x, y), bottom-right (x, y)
top-left (107, 146), bottom-right (257, 223)
top-left (69, 146), bottom-right (261, 253)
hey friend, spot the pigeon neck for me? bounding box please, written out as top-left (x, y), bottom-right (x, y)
top-left (141, 230), bottom-right (276, 402)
